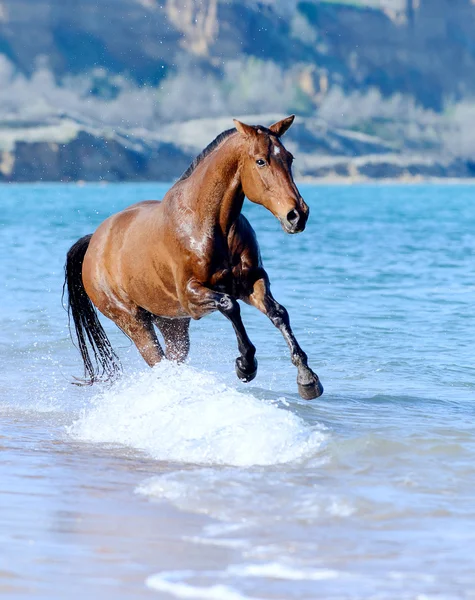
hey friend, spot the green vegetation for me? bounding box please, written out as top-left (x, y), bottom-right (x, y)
top-left (298, 0), bottom-right (377, 22)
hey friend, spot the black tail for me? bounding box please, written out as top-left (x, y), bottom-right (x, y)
top-left (64, 234), bottom-right (121, 385)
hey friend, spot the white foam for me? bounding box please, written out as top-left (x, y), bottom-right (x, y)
top-left (136, 465), bottom-right (357, 526)
top-left (146, 571), bottom-right (263, 600)
top-left (68, 363), bottom-right (327, 467)
top-left (228, 562), bottom-right (340, 581)
top-left (146, 563), bottom-right (340, 599)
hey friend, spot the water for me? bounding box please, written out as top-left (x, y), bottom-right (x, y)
top-left (1, 183), bottom-right (474, 599)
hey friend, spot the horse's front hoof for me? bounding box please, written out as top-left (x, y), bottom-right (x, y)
top-left (235, 357), bottom-right (258, 383)
top-left (298, 377), bottom-right (324, 400)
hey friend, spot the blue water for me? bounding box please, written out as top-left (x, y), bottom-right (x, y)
top-left (1, 183), bottom-right (474, 599)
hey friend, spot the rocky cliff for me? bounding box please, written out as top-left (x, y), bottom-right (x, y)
top-left (1, 115), bottom-right (473, 182)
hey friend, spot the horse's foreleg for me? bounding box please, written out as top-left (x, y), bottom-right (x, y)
top-left (186, 281), bottom-right (257, 382)
top-left (246, 276), bottom-right (323, 400)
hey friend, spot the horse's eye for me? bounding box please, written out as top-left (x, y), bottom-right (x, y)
top-left (256, 159), bottom-right (266, 167)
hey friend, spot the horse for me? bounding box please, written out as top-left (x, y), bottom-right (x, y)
top-left (64, 115), bottom-right (324, 400)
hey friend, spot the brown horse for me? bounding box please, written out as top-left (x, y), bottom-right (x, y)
top-left (65, 116), bottom-right (323, 400)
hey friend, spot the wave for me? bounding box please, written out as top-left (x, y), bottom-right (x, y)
top-left (68, 362), bottom-right (327, 467)
top-left (146, 571), bottom-right (261, 600)
top-left (145, 564), bottom-right (341, 599)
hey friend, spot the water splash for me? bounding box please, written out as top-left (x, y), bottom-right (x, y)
top-left (68, 362), bottom-right (327, 467)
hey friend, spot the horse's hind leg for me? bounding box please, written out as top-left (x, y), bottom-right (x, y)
top-left (115, 308), bottom-right (165, 367)
top-left (153, 316), bottom-right (190, 362)
top-left (84, 271), bottom-right (164, 368)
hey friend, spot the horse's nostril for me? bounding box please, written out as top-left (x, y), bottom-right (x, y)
top-left (287, 209), bottom-right (300, 225)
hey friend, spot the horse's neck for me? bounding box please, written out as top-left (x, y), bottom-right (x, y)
top-left (189, 137), bottom-right (244, 236)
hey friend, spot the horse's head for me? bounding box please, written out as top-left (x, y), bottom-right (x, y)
top-left (233, 115), bottom-right (309, 234)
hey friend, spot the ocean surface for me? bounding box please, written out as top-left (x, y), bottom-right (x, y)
top-left (1, 183), bottom-right (474, 599)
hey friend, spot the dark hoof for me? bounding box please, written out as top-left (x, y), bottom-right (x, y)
top-left (298, 377), bottom-right (324, 400)
top-left (236, 357), bottom-right (258, 383)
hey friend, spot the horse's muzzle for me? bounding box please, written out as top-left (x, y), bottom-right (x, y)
top-left (282, 207), bottom-right (308, 234)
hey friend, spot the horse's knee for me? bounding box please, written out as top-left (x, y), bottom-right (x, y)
top-left (218, 294), bottom-right (238, 316)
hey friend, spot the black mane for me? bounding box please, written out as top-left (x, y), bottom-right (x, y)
top-left (178, 128), bottom-right (237, 182)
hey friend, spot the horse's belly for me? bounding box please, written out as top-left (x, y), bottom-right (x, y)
top-left (127, 261), bottom-right (187, 318)
top-left (139, 293), bottom-right (188, 319)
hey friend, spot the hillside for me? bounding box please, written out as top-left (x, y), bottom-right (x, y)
top-left (2, 0), bottom-right (475, 108)
top-left (1, 114), bottom-right (473, 182)
top-left (0, 0), bottom-right (475, 181)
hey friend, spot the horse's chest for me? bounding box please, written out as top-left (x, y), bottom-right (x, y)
top-left (208, 254), bottom-right (244, 294)
top-left (203, 238), bottom-right (245, 294)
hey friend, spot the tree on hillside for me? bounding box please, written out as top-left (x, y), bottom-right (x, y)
top-left (406, 0), bottom-right (416, 26)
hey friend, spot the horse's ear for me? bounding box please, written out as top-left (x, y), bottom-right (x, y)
top-left (269, 115), bottom-right (295, 137)
top-left (233, 119), bottom-right (256, 137)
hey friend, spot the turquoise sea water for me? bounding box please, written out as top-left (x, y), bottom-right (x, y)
top-left (1, 183), bottom-right (474, 599)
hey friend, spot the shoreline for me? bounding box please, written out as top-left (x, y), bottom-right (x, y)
top-left (2, 116), bottom-right (474, 186)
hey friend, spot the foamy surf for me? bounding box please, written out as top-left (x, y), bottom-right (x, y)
top-left (68, 362), bottom-right (327, 467)
top-left (145, 564), bottom-right (341, 599)
top-left (136, 467), bottom-right (353, 524)
top-left (146, 571), bottom-right (263, 600)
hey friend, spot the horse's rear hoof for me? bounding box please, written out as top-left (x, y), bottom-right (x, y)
top-left (236, 357), bottom-right (258, 383)
top-left (298, 378), bottom-right (324, 400)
